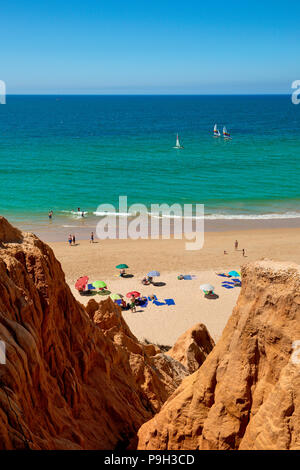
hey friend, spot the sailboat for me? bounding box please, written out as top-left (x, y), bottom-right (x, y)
top-left (223, 126), bottom-right (232, 140)
top-left (173, 133), bottom-right (184, 149)
top-left (213, 124), bottom-right (221, 137)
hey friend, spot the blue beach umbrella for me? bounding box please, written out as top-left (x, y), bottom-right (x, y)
top-left (228, 270), bottom-right (240, 277)
top-left (147, 270), bottom-right (160, 277)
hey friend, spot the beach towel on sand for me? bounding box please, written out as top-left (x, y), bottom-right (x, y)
top-left (222, 285), bottom-right (234, 289)
top-left (164, 298), bottom-right (175, 305)
top-left (153, 300), bottom-right (166, 306)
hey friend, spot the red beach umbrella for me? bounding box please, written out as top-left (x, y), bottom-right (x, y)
top-left (75, 276), bottom-right (89, 290)
top-left (126, 291), bottom-right (140, 298)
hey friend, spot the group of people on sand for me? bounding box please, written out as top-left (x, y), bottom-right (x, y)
top-left (122, 295), bottom-right (148, 313)
top-left (224, 240), bottom-right (246, 256)
top-left (68, 234), bottom-right (76, 246)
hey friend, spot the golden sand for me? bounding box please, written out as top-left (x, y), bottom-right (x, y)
top-left (49, 227), bottom-right (300, 345)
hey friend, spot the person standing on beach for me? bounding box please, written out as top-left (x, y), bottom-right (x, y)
top-left (130, 297), bottom-right (136, 313)
top-left (68, 234), bottom-right (72, 246)
top-left (90, 232), bottom-right (94, 243)
top-left (72, 234), bottom-right (76, 245)
top-left (242, 248), bottom-right (245, 256)
top-left (48, 210), bottom-right (53, 219)
top-left (235, 240), bottom-right (238, 250)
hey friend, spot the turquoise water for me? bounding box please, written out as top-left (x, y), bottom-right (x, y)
top-left (0, 95), bottom-right (300, 226)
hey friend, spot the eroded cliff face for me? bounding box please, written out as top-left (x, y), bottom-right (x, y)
top-left (167, 323), bottom-right (215, 374)
top-left (138, 260), bottom-right (300, 450)
top-left (0, 217), bottom-right (190, 450)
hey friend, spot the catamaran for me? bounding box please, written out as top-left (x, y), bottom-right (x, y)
top-left (223, 126), bottom-right (232, 139)
top-left (213, 124), bottom-right (221, 137)
top-left (173, 133), bottom-right (184, 149)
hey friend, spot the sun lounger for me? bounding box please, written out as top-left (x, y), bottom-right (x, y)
top-left (164, 299), bottom-right (175, 305)
top-left (153, 300), bottom-right (166, 306)
top-left (217, 273), bottom-right (231, 277)
top-left (222, 285), bottom-right (234, 289)
top-left (139, 299), bottom-right (148, 308)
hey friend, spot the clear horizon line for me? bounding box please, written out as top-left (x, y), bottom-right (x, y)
top-left (5, 92), bottom-right (291, 96)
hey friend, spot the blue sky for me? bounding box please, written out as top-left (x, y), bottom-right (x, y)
top-left (1, 0), bottom-right (300, 94)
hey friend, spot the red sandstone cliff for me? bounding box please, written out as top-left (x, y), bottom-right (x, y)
top-left (167, 323), bottom-right (215, 374)
top-left (2, 216), bottom-right (299, 451)
top-left (138, 260), bottom-right (300, 450)
top-left (0, 217), bottom-right (192, 450)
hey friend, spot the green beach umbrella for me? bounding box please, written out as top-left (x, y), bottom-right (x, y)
top-left (116, 264), bottom-right (129, 269)
top-left (92, 280), bottom-right (107, 289)
top-left (110, 293), bottom-right (121, 300)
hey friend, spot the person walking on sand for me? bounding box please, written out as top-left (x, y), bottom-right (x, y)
top-left (130, 297), bottom-right (136, 313)
top-left (90, 232), bottom-right (94, 243)
top-left (72, 234), bottom-right (76, 245)
top-left (68, 234), bottom-right (72, 246)
top-left (242, 248), bottom-right (245, 257)
top-left (235, 240), bottom-right (238, 250)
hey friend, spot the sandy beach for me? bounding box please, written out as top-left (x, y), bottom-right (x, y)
top-left (48, 226), bottom-right (300, 346)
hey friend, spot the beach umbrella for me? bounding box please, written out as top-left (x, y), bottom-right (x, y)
top-left (147, 270), bottom-right (160, 277)
top-left (126, 291), bottom-right (140, 298)
top-left (75, 276), bottom-right (89, 290)
top-left (228, 270), bottom-right (240, 277)
top-left (200, 283), bottom-right (214, 292)
top-left (110, 293), bottom-right (122, 300)
top-left (116, 264), bottom-right (129, 269)
top-left (92, 280), bottom-right (107, 289)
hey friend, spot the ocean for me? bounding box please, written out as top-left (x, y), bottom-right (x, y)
top-left (0, 95), bottom-right (300, 239)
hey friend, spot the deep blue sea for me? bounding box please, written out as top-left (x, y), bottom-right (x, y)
top-left (0, 95), bottom-right (300, 232)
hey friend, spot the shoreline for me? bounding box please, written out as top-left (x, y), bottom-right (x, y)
top-left (8, 214), bottom-right (300, 243)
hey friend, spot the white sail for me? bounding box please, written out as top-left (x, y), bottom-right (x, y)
top-left (214, 124), bottom-right (220, 137)
top-left (173, 133), bottom-right (183, 149)
top-left (223, 126), bottom-right (231, 138)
